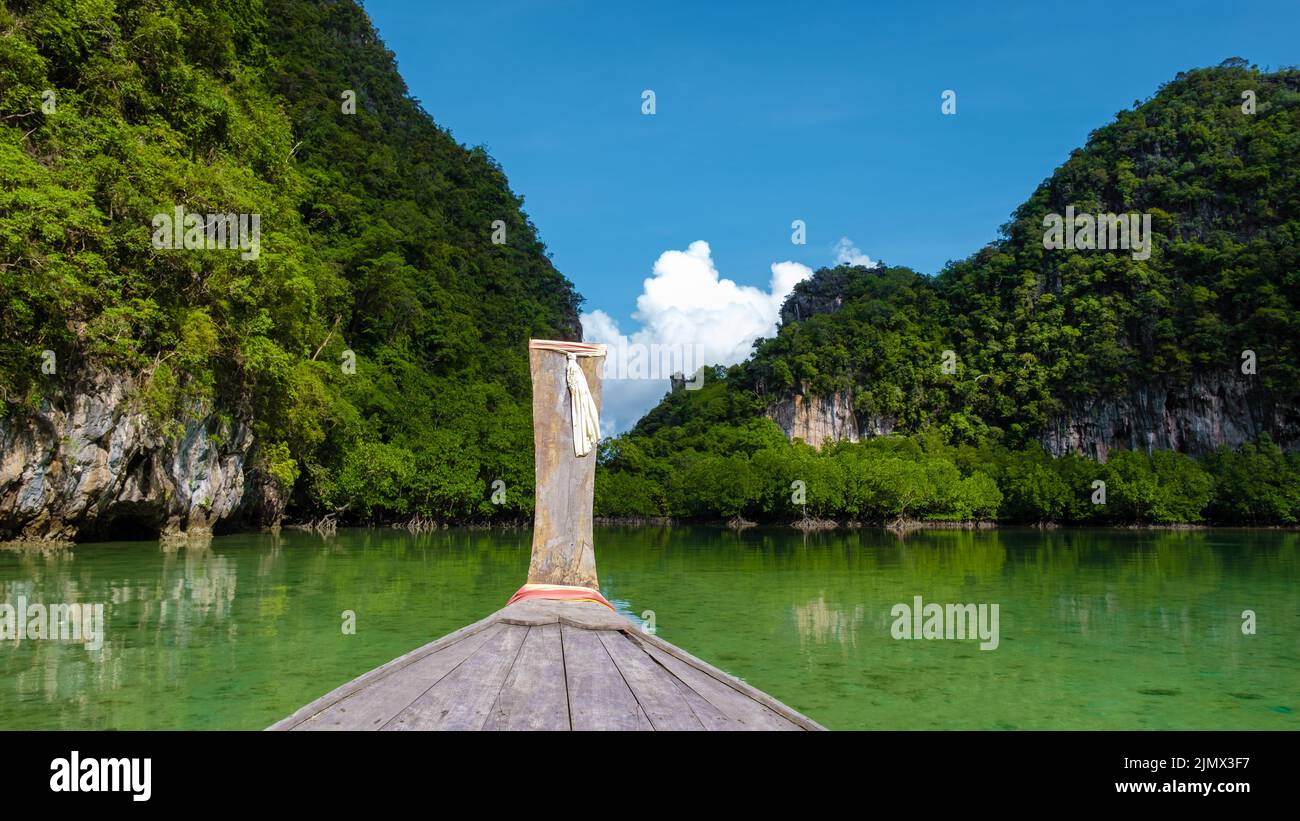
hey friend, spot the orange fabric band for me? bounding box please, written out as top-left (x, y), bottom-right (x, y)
top-left (506, 583), bottom-right (615, 611)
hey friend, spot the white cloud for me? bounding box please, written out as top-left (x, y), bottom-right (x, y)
top-left (581, 240), bottom-right (812, 434)
top-left (832, 236), bottom-right (879, 268)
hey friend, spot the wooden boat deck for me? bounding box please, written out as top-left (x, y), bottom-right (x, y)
top-left (269, 599), bottom-right (823, 731)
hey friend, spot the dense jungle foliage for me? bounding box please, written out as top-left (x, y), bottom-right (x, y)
top-left (596, 61), bottom-right (1300, 525)
top-left (1, 0), bottom-right (581, 524)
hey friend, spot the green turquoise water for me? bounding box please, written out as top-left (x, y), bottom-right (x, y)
top-left (0, 526), bottom-right (1295, 730)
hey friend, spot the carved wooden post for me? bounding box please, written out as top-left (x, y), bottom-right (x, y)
top-left (527, 339), bottom-right (605, 588)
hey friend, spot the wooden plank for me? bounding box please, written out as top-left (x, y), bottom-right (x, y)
top-left (638, 639), bottom-right (800, 730)
top-left (267, 608), bottom-right (505, 730)
top-left (663, 671), bottom-right (738, 731)
top-left (561, 623), bottom-right (651, 730)
top-left (482, 623), bottom-right (570, 730)
top-left (527, 343), bottom-right (602, 588)
top-left (597, 630), bottom-right (704, 731)
top-left (274, 601), bottom-right (823, 732)
top-left (297, 623), bottom-right (505, 730)
top-left (631, 630), bottom-right (825, 730)
top-left (498, 598), bottom-right (634, 630)
top-left (384, 623), bottom-right (529, 730)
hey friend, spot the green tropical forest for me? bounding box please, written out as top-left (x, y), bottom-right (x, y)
top-left (596, 61), bottom-right (1300, 527)
top-left (1, 0), bottom-right (580, 531)
top-left (1, 1), bottom-right (1297, 534)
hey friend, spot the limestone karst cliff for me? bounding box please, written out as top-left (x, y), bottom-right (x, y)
top-left (765, 390), bottom-right (894, 450)
top-left (0, 370), bottom-right (280, 542)
top-left (0, 0), bottom-right (580, 540)
top-left (765, 372), bottom-right (1296, 460)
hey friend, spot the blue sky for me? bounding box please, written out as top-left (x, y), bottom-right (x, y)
top-left (363, 0), bottom-right (1298, 429)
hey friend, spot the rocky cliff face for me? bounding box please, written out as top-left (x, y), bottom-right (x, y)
top-left (0, 371), bottom-right (277, 542)
top-left (765, 390), bottom-right (895, 448)
top-left (765, 372), bottom-right (1296, 458)
top-left (778, 265), bottom-right (862, 327)
top-left (1039, 372), bottom-right (1297, 460)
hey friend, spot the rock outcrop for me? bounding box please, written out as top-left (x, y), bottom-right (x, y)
top-left (1039, 372), bottom-right (1297, 460)
top-left (778, 265), bottom-right (867, 327)
top-left (0, 370), bottom-right (276, 542)
top-left (765, 372), bottom-right (1297, 459)
top-left (766, 390), bottom-right (895, 448)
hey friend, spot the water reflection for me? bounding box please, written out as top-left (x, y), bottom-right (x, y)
top-left (0, 526), bottom-right (1296, 729)
top-left (793, 594), bottom-right (865, 648)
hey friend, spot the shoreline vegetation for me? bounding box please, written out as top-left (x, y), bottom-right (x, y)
top-left (6, 517), bottom-right (1299, 550)
top-left (594, 429), bottom-right (1300, 529)
top-left (7, 426), bottom-right (1300, 547)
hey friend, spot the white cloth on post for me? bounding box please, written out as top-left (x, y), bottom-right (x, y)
top-left (565, 352), bottom-right (601, 457)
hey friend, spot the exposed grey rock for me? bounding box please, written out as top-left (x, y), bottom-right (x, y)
top-left (766, 389), bottom-right (895, 448)
top-left (765, 371), bottom-right (1295, 458)
top-left (779, 266), bottom-right (860, 327)
top-left (0, 369), bottom-right (276, 541)
top-left (1039, 371), bottom-right (1297, 460)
